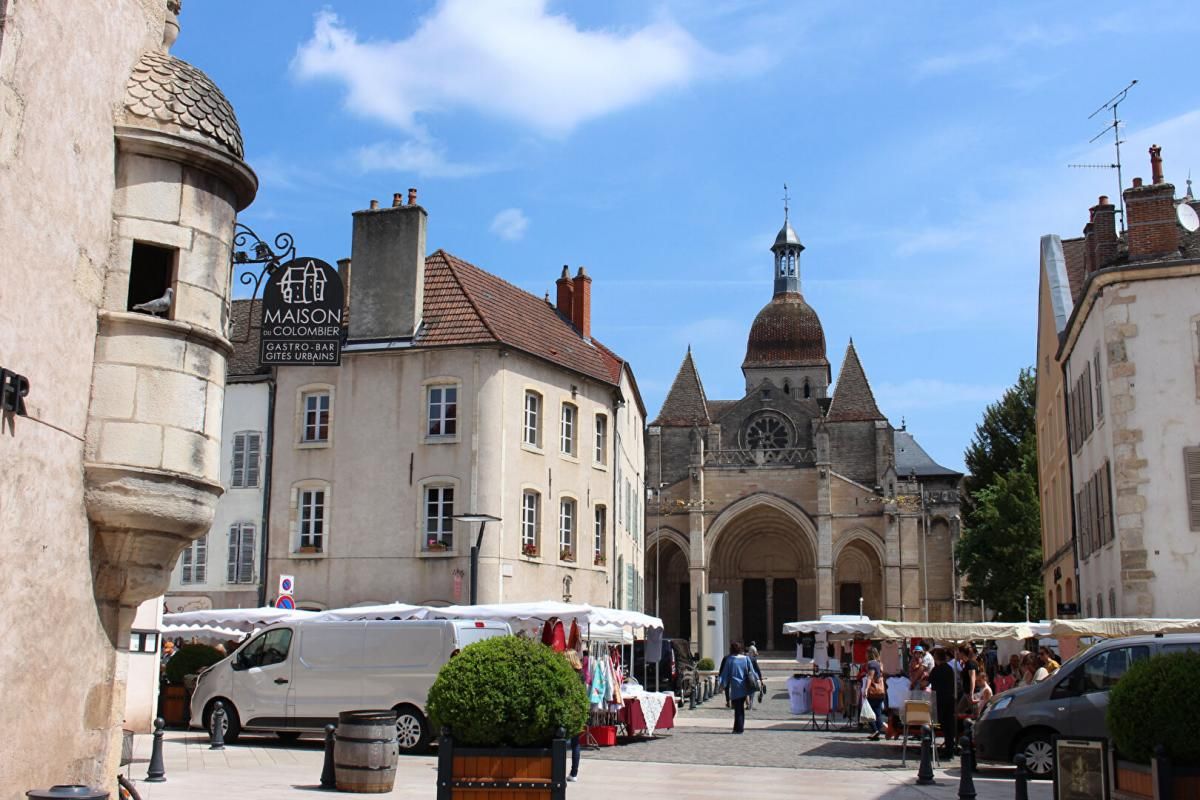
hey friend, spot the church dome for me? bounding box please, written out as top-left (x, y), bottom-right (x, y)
top-left (123, 50), bottom-right (244, 158)
top-left (742, 292), bottom-right (828, 368)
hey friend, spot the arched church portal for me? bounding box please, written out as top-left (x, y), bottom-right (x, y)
top-left (833, 535), bottom-right (884, 620)
top-left (645, 531), bottom-right (691, 640)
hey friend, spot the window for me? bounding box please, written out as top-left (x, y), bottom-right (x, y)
top-left (1185, 447), bottom-right (1200, 531)
top-left (803, 379), bottom-right (811, 399)
top-left (616, 555), bottom-right (625, 608)
top-left (626, 564), bottom-right (636, 611)
top-left (1097, 593), bottom-right (1104, 618)
top-left (301, 392), bottom-right (330, 443)
top-left (594, 414), bottom-right (608, 465)
top-left (1094, 351), bottom-right (1104, 421)
top-left (231, 431), bottom-right (261, 488)
top-left (1077, 646), bottom-right (1150, 694)
top-left (126, 242), bottom-right (176, 318)
top-left (427, 385), bottom-right (458, 437)
top-left (593, 505), bottom-right (606, 562)
top-left (523, 391), bottom-right (542, 447)
top-left (298, 488), bottom-right (325, 552)
top-left (227, 523), bottom-right (256, 584)
top-left (425, 486), bottom-right (454, 549)
top-left (559, 498), bottom-right (576, 558)
top-left (180, 534), bottom-right (207, 584)
top-left (560, 403), bottom-right (577, 455)
top-left (521, 491), bottom-right (540, 554)
top-left (1163, 642), bottom-right (1200, 655)
top-left (1108, 588), bottom-right (1117, 618)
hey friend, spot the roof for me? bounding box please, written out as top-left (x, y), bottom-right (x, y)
top-left (773, 220), bottom-right (804, 250)
top-left (707, 400), bottom-right (737, 420)
top-left (742, 293), bottom-right (828, 369)
top-left (825, 341), bottom-right (884, 422)
top-left (1061, 236), bottom-right (1087, 304)
top-left (894, 430), bottom-right (961, 478)
top-left (652, 349), bottom-right (710, 426)
top-left (227, 300), bottom-right (268, 378)
top-left (417, 250), bottom-right (628, 390)
top-left (123, 50), bottom-right (244, 158)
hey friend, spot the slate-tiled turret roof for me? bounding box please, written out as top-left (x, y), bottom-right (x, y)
top-left (123, 50), bottom-right (244, 158)
top-left (825, 340), bottom-right (885, 422)
top-left (894, 430), bottom-right (961, 477)
top-left (742, 293), bottom-right (828, 369)
top-left (652, 349), bottom-right (710, 427)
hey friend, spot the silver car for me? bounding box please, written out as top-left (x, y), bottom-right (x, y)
top-left (974, 634), bottom-right (1200, 778)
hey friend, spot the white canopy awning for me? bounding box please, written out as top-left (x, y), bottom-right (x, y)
top-left (161, 607), bottom-right (315, 632)
top-left (782, 617), bottom-right (877, 636)
top-left (158, 623), bottom-right (247, 642)
top-left (781, 618), bottom-right (1042, 641)
top-left (418, 602), bottom-right (664, 634)
top-left (1050, 618), bottom-right (1200, 638)
top-left (309, 603), bottom-right (429, 622)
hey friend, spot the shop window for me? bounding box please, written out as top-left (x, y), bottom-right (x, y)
top-left (126, 242), bottom-right (176, 318)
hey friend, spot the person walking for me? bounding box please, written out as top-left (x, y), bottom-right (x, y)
top-left (863, 647), bottom-right (886, 741)
top-left (718, 642), bottom-right (754, 734)
top-left (564, 650), bottom-right (586, 782)
top-left (929, 648), bottom-right (956, 758)
top-left (745, 647), bottom-right (764, 711)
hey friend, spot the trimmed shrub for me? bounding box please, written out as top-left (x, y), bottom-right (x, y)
top-left (164, 643), bottom-right (224, 686)
top-left (697, 657), bottom-right (715, 671)
top-left (427, 636), bottom-right (588, 747)
top-left (1108, 651), bottom-right (1200, 765)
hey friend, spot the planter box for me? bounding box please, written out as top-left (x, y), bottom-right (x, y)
top-left (437, 731), bottom-right (567, 799)
top-left (1114, 760), bottom-right (1153, 800)
top-left (159, 684), bottom-right (189, 727)
top-left (1113, 756), bottom-right (1200, 800)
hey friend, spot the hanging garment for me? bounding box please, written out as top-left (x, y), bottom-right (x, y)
top-left (886, 676), bottom-right (910, 711)
top-left (810, 677), bottom-right (835, 716)
top-left (541, 620), bottom-right (555, 646)
top-left (786, 676), bottom-right (812, 715)
top-left (852, 640), bottom-right (870, 664)
top-left (567, 620), bottom-right (580, 651)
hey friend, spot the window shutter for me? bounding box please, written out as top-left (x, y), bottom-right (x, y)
top-left (227, 525), bottom-right (240, 583)
top-left (246, 434), bottom-right (261, 487)
top-left (239, 525), bottom-right (256, 583)
top-left (1095, 353), bottom-right (1104, 420)
top-left (182, 544), bottom-right (193, 584)
top-left (232, 433), bottom-right (246, 488)
top-left (194, 535), bottom-right (207, 583)
top-left (1185, 447), bottom-right (1200, 531)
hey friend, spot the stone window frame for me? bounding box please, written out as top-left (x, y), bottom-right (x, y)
top-left (290, 480), bottom-right (331, 558)
top-left (424, 377), bottom-right (461, 444)
top-left (558, 494), bottom-right (578, 561)
top-left (296, 384), bottom-right (334, 449)
top-left (520, 488), bottom-right (541, 557)
top-left (230, 430), bottom-right (262, 488)
top-left (522, 389), bottom-right (543, 451)
top-left (180, 532), bottom-right (208, 585)
top-left (560, 401), bottom-right (578, 459)
top-left (593, 412), bottom-right (608, 468)
top-left (417, 476), bottom-right (460, 557)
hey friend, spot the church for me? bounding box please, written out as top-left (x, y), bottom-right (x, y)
top-left (644, 211), bottom-right (962, 651)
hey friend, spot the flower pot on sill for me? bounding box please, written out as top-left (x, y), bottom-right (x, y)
top-left (436, 729), bottom-right (567, 800)
top-left (297, 546), bottom-right (320, 554)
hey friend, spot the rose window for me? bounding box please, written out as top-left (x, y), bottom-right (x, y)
top-left (744, 413), bottom-right (792, 450)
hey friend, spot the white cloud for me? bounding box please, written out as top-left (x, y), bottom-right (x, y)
top-left (489, 208), bottom-right (529, 241)
top-left (874, 378), bottom-right (1005, 412)
top-left (293, 2), bottom-right (733, 137)
top-left (354, 138), bottom-right (495, 178)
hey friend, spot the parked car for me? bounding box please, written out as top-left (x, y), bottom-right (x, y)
top-left (975, 634), bottom-right (1200, 778)
top-left (632, 637), bottom-right (696, 696)
top-left (189, 618), bottom-right (510, 753)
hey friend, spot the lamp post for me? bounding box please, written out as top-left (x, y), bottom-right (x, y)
top-left (859, 596), bottom-right (864, 620)
top-left (454, 513), bottom-right (501, 605)
top-left (1025, 594), bottom-right (1030, 623)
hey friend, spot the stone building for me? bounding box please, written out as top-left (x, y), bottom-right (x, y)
top-left (645, 213), bottom-right (961, 649)
top-left (0, 0), bottom-right (254, 792)
top-left (167, 300), bottom-right (270, 610)
top-left (265, 194), bottom-right (646, 612)
top-left (1047, 146), bottom-right (1200, 618)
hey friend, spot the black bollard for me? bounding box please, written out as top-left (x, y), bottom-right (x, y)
top-left (145, 717), bottom-right (166, 783)
top-left (963, 719), bottom-right (976, 773)
top-left (209, 701), bottom-right (226, 750)
top-left (320, 724), bottom-right (337, 790)
top-left (688, 683), bottom-right (696, 710)
top-left (916, 725), bottom-right (936, 785)
top-left (957, 735), bottom-right (977, 799)
top-left (1013, 753), bottom-right (1029, 800)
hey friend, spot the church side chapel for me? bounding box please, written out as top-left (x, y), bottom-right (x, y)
top-left (645, 205), bottom-right (962, 650)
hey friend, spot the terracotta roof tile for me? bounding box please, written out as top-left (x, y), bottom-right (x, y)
top-left (227, 300), bottom-right (268, 378)
top-left (652, 349), bottom-right (709, 426)
top-left (743, 292), bottom-right (829, 369)
top-left (825, 340), bottom-right (884, 422)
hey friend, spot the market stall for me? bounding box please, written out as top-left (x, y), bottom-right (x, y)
top-left (161, 606), bottom-right (316, 642)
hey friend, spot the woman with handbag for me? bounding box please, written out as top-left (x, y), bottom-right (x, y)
top-left (864, 647), bottom-right (887, 740)
top-left (717, 641), bottom-right (755, 734)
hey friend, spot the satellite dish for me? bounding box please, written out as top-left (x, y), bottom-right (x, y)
top-left (1179, 202), bottom-right (1200, 233)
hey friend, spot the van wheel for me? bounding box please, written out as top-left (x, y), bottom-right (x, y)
top-left (1015, 731), bottom-right (1055, 778)
top-left (206, 700), bottom-right (241, 744)
top-left (394, 705), bottom-right (430, 755)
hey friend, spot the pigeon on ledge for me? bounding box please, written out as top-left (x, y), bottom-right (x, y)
top-left (132, 287), bottom-right (173, 317)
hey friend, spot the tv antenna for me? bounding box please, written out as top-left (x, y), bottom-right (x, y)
top-left (1068, 79), bottom-right (1137, 232)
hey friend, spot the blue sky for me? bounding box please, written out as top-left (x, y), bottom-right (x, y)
top-left (176, 1), bottom-right (1200, 472)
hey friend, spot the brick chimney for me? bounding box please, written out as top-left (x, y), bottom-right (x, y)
top-left (1123, 145), bottom-right (1179, 261)
top-left (572, 266), bottom-right (592, 341)
top-left (1090, 196), bottom-right (1119, 270)
top-left (348, 190), bottom-right (427, 340)
top-left (555, 265), bottom-right (574, 319)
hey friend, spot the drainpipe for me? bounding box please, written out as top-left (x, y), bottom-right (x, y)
top-left (256, 378), bottom-right (276, 608)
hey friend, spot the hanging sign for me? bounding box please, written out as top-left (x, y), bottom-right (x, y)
top-left (260, 257), bottom-right (344, 366)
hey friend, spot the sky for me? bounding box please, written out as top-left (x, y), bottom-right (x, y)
top-left (176, 1), bottom-right (1200, 472)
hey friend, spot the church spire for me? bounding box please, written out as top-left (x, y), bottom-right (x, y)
top-left (652, 349), bottom-right (711, 427)
top-left (826, 340), bottom-right (885, 422)
top-left (771, 184), bottom-right (804, 295)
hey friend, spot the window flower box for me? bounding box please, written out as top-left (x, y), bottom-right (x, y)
top-left (559, 548), bottom-right (575, 562)
top-left (593, 553), bottom-right (606, 566)
top-left (297, 545), bottom-right (321, 555)
top-left (426, 541), bottom-right (449, 552)
top-left (521, 543), bottom-right (539, 557)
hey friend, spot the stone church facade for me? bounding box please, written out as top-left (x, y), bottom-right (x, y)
top-left (645, 214), bottom-right (961, 650)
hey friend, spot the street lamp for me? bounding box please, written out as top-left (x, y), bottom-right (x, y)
top-left (453, 513), bottom-right (501, 605)
top-left (1025, 594), bottom-right (1030, 623)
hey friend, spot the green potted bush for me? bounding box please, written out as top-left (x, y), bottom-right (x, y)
top-left (427, 636), bottom-right (588, 798)
top-left (160, 643), bottom-right (224, 726)
top-left (1108, 651), bottom-right (1200, 797)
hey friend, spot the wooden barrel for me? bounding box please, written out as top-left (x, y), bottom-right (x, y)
top-left (334, 709), bottom-right (399, 793)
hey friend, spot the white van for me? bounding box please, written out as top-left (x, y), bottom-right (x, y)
top-left (188, 618), bottom-right (509, 753)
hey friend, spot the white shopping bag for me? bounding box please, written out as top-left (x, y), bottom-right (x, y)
top-left (860, 693), bottom-right (876, 723)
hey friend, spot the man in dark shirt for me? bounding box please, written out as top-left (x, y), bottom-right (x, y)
top-left (929, 648), bottom-right (956, 757)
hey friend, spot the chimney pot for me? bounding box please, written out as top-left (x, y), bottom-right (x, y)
top-left (556, 265), bottom-right (574, 317)
top-left (1150, 144), bottom-right (1164, 184)
top-left (1132, 177), bottom-right (1143, 188)
top-left (572, 265), bottom-right (593, 341)
top-left (408, 188), bottom-right (418, 205)
top-left (1098, 195), bottom-right (1109, 205)
top-left (369, 199), bottom-right (380, 210)
top-left (393, 193), bottom-right (403, 207)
